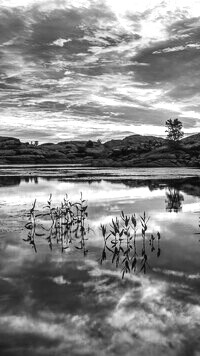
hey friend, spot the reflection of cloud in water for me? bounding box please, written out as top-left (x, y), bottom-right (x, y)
top-left (0, 241), bottom-right (37, 275)
top-left (0, 176), bottom-right (200, 355)
top-left (0, 180), bottom-right (165, 207)
top-left (153, 268), bottom-right (200, 280)
top-left (83, 261), bottom-right (200, 355)
top-left (0, 249), bottom-right (200, 355)
top-left (108, 291), bottom-right (200, 355)
top-left (0, 312), bottom-right (95, 356)
top-left (51, 276), bottom-right (71, 285)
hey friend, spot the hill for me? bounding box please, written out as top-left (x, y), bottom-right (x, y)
top-left (0, 134), bottom-right (200, 167)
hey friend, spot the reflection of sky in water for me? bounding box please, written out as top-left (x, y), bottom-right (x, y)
top-left (0, 175), bottom-right (200, 355)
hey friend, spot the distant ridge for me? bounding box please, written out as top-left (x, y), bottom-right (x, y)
top-left (0, 133), bottom-right (200, 167)
top-left (181, 133), bottom-right (200, 144)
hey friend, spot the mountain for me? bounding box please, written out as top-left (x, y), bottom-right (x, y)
top-left (0, 134), bottom-right (200, 167)
top-left (181, 133), bottom-right (200, 146)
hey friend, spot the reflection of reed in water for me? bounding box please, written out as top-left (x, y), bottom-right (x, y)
top-left (100, 212), bottom-right (161, 278)
top-left (165, 188), bottom-right (184, 212)
top-left (24, 194), bottom-right (90, 255)
top-left (24, 197), bottom-right (162, 278)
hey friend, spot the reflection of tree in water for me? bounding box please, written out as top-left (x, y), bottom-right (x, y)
top-left (24, 177), bottom-right (38, 184)
top-left (165, 188), bottom-right (184, 213)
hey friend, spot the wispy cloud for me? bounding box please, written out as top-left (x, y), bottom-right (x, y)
top-left (1, 0), bottom-right (200, 141)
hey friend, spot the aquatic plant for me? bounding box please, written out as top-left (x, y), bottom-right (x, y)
top-left (24, 193), bottom-right (90, 254)
top-left (25, 198), bottom-right (162, 278)
top-left (100, 211), bottom-right (161, 278)
top-left (24, 199), bottom-right (37, 252)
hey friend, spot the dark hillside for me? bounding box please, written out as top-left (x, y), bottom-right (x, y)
top-left (0, 134), bottom-right (200, 167)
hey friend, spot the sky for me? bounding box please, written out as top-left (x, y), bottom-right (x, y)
top-left (1, 0), bottom-right (200, 143)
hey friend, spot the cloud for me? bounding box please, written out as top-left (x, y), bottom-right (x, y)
top-left (1, 0), bottom-right (200, 141)
top-left (51, 275), bottom-right (71, 285)
top-left (0, 8), bottom-right (26, 45)
top-left (51, 38), bottom-right (72, 47)
top-left (153, 43), bottom-right (200, 54)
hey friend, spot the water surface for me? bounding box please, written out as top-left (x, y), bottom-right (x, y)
top-left (0, 167), bottom-right (199, 356)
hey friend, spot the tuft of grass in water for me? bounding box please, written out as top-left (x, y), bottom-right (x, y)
top-left (100, 211), bottom-right (161, 278)
top-left (25, 198), bottom-right (162, 278)
top-left (24, 193), bottom-right (90, 255)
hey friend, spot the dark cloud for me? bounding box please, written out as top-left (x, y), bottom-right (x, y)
top-left (100, 33), bottom-right (141, 48)
top-left (178, 117), bottom-right (198, 128)
top-left (133, 42), bottom-right (199, 84)
top-left (5, 76), bottom-right (22, 84)
top-left (168, 16), bottom-right (200, 38)
top-left (0, 8), bottom-right (26, 44)
top-left (24, 3), bottom-right (117, 61)
top-left (0, 82), bottom-right (21, 90)
top-left (131, 26), bottom-right (200, 106)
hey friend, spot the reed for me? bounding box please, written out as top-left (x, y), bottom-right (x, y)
top-left (100, 211), bottom-right (161, 278)
top-left (24, 193), bottom-right (90, 254)
top-left (25, 198), bottom-right (162, 278)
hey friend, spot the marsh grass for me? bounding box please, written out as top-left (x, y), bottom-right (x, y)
top-left (25, 197), bottom-right (162, 278)
top-left (100, 211), bottom-right (161, 278)
top-left (24, 193), bottom-right (90, 255)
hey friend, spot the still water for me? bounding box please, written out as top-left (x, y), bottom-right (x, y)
top-left (0, 167), bottom-right (200, 356)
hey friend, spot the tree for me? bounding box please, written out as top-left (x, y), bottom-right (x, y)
top-left (86, 140), bottom-right (93, 148)
top-left (165, 118), bottom-right (184, 142)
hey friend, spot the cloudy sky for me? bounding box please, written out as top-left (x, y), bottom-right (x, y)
top-left (1, 0), bottom-right (200, 143)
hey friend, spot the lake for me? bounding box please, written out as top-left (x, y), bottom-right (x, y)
top-left (0, 166), bottom-right (200, 356)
